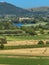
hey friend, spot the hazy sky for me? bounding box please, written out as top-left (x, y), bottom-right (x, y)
top-left (0, 0), bottom-right (49, 8)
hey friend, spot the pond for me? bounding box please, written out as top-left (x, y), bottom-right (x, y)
top-left (13, 23), bottom-right (24, 27)
top-left (13, 23), bottom-right (36, 27)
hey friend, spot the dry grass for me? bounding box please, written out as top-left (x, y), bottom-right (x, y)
top-left (0, 40), bottom-right (49, 57)
top-left (5, 40), bottom-right (49, 46)
top-left (0, 48), bottom-right (49, 56)
top-left (0, 64), bottom-right (9, 65)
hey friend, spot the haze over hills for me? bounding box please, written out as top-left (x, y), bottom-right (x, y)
top-left (28, 7), bottom-right (49, 12)
top-left (27, 7), bottom-right (49, 16)
top-left (0, 2), bottom-right (49, 17)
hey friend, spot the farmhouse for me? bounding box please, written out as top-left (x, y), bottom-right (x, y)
top-left (19, 17), bottom-right (34, 21)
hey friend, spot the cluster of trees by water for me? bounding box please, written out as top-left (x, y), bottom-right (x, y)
top-left (0, 15), bottom-right (49, 36)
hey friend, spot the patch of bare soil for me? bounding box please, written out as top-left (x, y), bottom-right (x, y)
top-left (0, 64), bottom-right (9, 65)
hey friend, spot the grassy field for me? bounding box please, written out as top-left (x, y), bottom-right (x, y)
top-left (0, 56), bottom-right (49, 65)
top-left (23, 22), bottom-right (47, 27)
top-left (1, 44), bottom-right (49, 50)
top-left (5, 34), bottom-right (49, 41)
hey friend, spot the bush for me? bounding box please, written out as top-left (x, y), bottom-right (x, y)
top-left (47, 32), bottom-right (49, 34)
top-left (0, 44), bottom-right (4, 49)
top-left (38, 40), bottom-right (44, 45)
top-left (0, 37), bottom-right (7, 49)
top-left (40, 30), bottom-right (44, 34)
top-left (46, 41), bottom-right (49, 44)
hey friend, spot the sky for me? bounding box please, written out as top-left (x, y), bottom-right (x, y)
top-left (0, 0), bottom-right (49, 8)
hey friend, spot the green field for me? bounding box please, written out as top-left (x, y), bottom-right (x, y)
top-left (5, 34), bottom-right (49, 41)
top-left (0, 56), bottom-right (49, 65)
top-left (23, 22), bottom-right (47, 27)
top-left (1, 44), bottom-right (49, 50)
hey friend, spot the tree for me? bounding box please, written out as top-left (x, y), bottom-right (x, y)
top-left (40, 29), bottom-right (44, 34)
top-left (0, 43), bottom-right (4, 49)
top-left (28, 30), bottom-right (37, 35)
top-left (46, 41), bottom-right (49, 44)
top-left (38, 40), bottom-right (44, 45)
top-left (0, 37), bottom-right (7, 49)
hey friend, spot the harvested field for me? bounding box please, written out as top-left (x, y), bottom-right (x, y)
top-left (5, 40), bottom-right (49, 46)
top-left (0, 48), bottom-right (49, 56)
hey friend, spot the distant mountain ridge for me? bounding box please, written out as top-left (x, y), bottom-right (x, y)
top-left (0, 2), bottom-right (49, 17)
top-left (0, 2), bottom-right (31, 16)
top-left (27, 7), bottom-right (49, 16)
top-left (28, 7), bottom-right (49, 12)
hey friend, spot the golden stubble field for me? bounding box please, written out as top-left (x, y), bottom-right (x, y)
top-left (0, 48), bottom-right (49, 56)
top-left (5, 40), bottom-right (49, 46)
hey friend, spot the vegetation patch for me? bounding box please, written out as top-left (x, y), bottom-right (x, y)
top-left (0, 57), bottom-right (49, 65)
